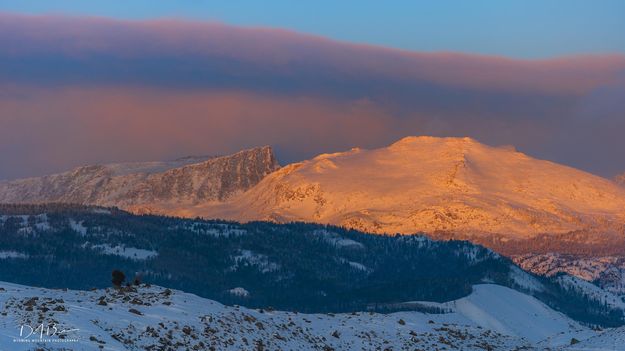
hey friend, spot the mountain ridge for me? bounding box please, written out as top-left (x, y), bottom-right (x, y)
top-left (189, 136), bottom-right (625, 240)
top-left (2, 136), bottom-right (625, 245)
top-left (0, 146), bottom-right (279, 211)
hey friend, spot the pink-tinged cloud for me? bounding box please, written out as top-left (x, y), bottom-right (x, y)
top-left (0, 13), bottom-right (624, 179)
top-left (2, 12), bottom-right (624, 95)
top-left (0, 87), bottom-right (400, 178)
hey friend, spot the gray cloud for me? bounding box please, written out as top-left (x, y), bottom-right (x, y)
top-left (1, 13), bottom-right (624, 180)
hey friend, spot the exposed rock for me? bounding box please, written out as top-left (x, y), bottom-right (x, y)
top-left (0, 146), bottom-right (279, 213)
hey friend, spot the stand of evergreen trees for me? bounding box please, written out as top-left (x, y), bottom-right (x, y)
top-left (0, 203), bottom-right (622, 327)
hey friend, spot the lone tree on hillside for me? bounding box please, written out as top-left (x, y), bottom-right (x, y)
top-left (112, 270), bottom-right (126, 288)
top-left (133, 272), bottom-right (143, 286)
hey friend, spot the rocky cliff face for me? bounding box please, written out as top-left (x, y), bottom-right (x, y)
top-left (0, 146), bottom-right (279, 212)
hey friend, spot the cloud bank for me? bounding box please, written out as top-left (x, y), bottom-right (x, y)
top-left (1, 13), bottom-right (624, 179)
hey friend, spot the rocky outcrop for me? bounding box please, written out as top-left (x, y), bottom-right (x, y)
top-left (0, 146), bottom-right (279, 211)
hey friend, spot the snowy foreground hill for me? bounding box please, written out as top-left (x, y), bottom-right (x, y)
top-left (1, 281), bottom-right (621, 351)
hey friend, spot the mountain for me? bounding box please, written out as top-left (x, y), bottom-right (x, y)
top-left (0, 146), bottom-right (279, 213)
top-left (1, 204), bottom-right (622, 327)
top-left (616, 173), bottom-right (625, 187)
top-left (193, 136), bottom-right (625, 241)
top-left (0, 281), bottom-right (607, 351)
top-left (2, 137), bottom-right (625, 293)
top-left (513, 253), bottom-right (625, 297)
top-left (4, 137), bottom-right (624, 243)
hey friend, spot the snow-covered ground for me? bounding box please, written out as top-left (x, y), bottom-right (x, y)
top-left (0, 251), bottom-right (29, 260)
top-left (171, 221), bottom-right (248, 237)
top-left (0, 214), bottom-right (50, 235)
top-left (567, 327), bottom-right (625, 350)
top-left (438, 285), bottom-right (595, 345)
top-left (87, 244), bottom-right (158, 261)
top-left (229, 250), bottom-right (280, 273)
top-left (316, 229), bottom-right (366, 249)
top-left (0, 281), bottom-right (617, 351)
top-left (514, 254), bottom-right (622, 282)
top-left (556, 275), bottom-right (625, 310)
top-left (69, 219), bottom-right (87, 236)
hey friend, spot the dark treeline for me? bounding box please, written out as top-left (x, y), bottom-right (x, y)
top-left (0, 203), bottom-right (622, 327)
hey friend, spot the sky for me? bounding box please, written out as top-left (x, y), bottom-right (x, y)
top-left (1, 1), bottom-right (624, 58)
top-left (0, 2), bottom-right (624, 180)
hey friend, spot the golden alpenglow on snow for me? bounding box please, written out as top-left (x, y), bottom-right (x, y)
top-left (192, 136), bottom-right (625, 239)
top-left (2, 2), bottom-right (625, 350)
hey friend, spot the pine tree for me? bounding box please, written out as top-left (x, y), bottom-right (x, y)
top-left (112, 270), bottom-right (125, 288)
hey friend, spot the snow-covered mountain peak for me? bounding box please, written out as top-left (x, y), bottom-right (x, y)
top-left (191, 136), bottom-right (625, 239)
top-left (398, 135), bottom-right (476, 144)
top-left (386, 136), bottom-right (486, 163)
